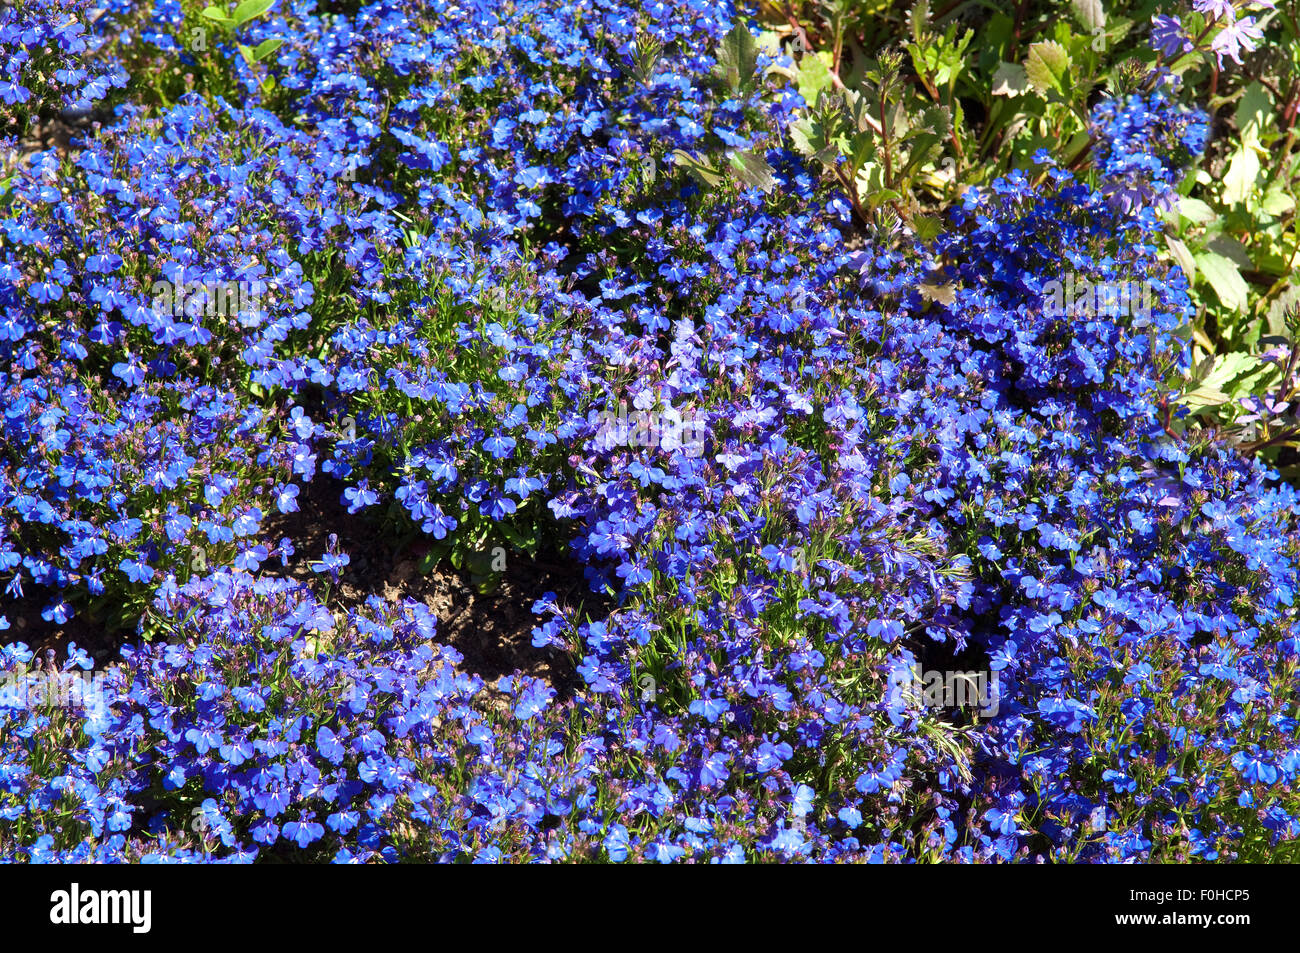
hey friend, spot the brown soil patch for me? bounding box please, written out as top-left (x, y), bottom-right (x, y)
top-left (2, 477), bottom-right (606, 696)
top-left (255, 475), bottom-right (602, 694)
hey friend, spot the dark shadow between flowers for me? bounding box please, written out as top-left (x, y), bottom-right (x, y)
top-left (262, 476), bottom-right (598, 698)
top-left (0, 590), bottom-right (114, 666)
top-left (1, 480), bottom-right (600, 698)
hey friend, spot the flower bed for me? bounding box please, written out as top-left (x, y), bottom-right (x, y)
top-left (1, 0), bottom-right (1297, 862)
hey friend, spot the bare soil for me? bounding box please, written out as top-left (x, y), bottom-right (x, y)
top-left (3, 477), bottom-right (604, 697)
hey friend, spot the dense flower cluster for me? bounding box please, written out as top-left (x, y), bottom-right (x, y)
top-left (2, 0), bottom-right (1298, 862)
top-left (0, 0), bottom-right (127, 133)
top-left (1090, 83), bottom-right (1209, 213)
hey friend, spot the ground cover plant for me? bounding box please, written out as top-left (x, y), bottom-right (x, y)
top-left (0, 0), bottom-right (1297, 863)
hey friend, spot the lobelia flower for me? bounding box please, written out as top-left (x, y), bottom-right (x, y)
top-left (1149, 15), bottom-right (1194, 57)
top-left (1211, 14), bottom-right (1266, 66)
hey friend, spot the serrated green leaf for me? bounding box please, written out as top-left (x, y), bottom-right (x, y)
top-left (1024, 41), bottom-right (1070, 96)
top-left (1070, 0), bottom-right (1105, 33)
top-left (920, 105), bottom-right (950, 139)
top-left (910, 0), bottom-right (931, 43)
top-left (789, 119), bottom-right (816, 157)
top-left (991, 61), bottom-right (1029, 96)
top-left (715, 20), bottom-right (760, 93)
top-left (912, 215), bottom-right (943, 243)
top-left (1180, 351), bottom-right (1270, 412)
top-left (1204, 351), bottom-right (1270, 393)
top-left (1194, 251), bottom-right (1250, 313)
top-left (796, 51), bottom-right (834, 106)
top-left (670, 149), bottom-right (724, 188)
top-left (728, 149), bottom-right (776, 192)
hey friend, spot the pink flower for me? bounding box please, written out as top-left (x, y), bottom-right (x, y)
top-left (1211, 15), bottom-right (1265, 66)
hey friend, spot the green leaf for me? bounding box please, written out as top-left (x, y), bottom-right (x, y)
top-left (201, 5), bottom-right (234, 28)
top-left (910, 0), bottom-right (931, 43)
top-left (789, 119), bottom-right (816, 157)
top-left (991, 61), bottom-right (1029, 96)
top-left (1057, 131), bottom-right (1090, 166)
top-left (1070, 0), bottom-right (1105, 34)
top-left (1164, 235), bottom-right (1196, 282)
top-left (714, 20), bottom-right (760, 93)
top-left (728, 149), bottom-right (777, 192)
top-left (1206, 351), bottom-right (1270, 395)
top-left (796, 51), bottom-right (835, 106)
top-left (1176, 197), bottom-right (1216, 225)
top-left (1267, 287), bottom-right (1300, 336)
top-left (754, 30), bottom-right (783, 56)
top-left (1261, 186), bottom-right (1295, 217)
top-left (251, 36), bottom-right (283, 61)
top-left (232, 0), bottom-right (274, 27)
top-left (1222, 138), bottom-right (1261, 206)
top-left (1024, 41), bottom-right (1071, 96)
top-left (1234, 81), bottom-right (1273, 136)
top-left (670, 149), bottom-right (724, 188)
top-left (1194, 251), bottom-right (1250, 313)
top-left (1180, 351), bottom-right (1270, 413)
top-left (863, 187), bottom-right (901, 209)
top-left (497, 522), bottom-right (529, 548)
top-left (1206, 234), bottom-right (1252, 270)
top-left (920, 104), bottom-right (950, 140)
top-left (911, 214), bottom-right (943, 243)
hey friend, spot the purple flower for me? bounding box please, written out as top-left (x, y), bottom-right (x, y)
top-left (1194, 0), bottom-right (1239, 20)
top-left (1149, 15), bottom-right (1193, 57)
top-left (1211, 15), bottom-right (1265, 66)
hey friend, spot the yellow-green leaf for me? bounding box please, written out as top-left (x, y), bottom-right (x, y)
top-left (991, 61), bottom-right (1029, 96)
top-left (232, 0), bottom-right (274, 27)
top-left (1024, 41), bottom-right (1070, 96)
top-left (1194, 251), bottom-right (1250, 313)
top-left (1164, 235), bottom-right (1196, 281)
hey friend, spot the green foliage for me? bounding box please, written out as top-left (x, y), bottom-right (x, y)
top-left (763, 0), bottom-right (1300, 483)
